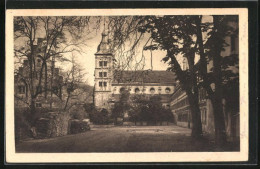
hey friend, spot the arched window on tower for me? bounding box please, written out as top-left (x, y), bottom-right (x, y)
top-left (120, 87), bottom-right (125, 93)
top-left (135, 88), bottom-right (140, 94)
top-left (165, 87), bottom-right (171, 94)
top-left (150, 87), bottom-right (155, 94)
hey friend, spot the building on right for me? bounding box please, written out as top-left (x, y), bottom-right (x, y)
top-left (170, 16), bottom-right (239, 142)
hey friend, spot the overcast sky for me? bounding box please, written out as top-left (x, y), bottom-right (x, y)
top-left (73, 31), bottom-right (171, 86)
top-left (15, 16), bottom-right (212, 86)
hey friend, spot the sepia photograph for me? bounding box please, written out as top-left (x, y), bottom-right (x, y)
top-left (5, 8), bottom-right (248, 163)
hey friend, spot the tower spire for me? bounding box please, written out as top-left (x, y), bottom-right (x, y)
top-left (96, 16), bottom-right (111, 54)
top-left (102, 16), bottom-right (107, 35)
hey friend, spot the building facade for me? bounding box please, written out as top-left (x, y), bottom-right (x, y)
top-left (14, 38), bottom-right (64, 110)
top-left (170, 83), bottom-right (214, 133)
top-left (93, 31), bottom-right (176, 112)
top-left (170, 17), bottom-right (239, 141)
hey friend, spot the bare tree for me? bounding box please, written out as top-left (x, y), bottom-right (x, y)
top-left (61, 54), bottom-right (88, 111)
top-left (14, 16), bottom-right (98, 116)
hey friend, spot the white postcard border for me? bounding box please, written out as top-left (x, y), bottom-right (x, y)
top-left (5, 8), bottom-right (248, 163)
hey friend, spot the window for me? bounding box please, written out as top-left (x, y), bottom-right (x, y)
top-left (120, 87), bottom-right (125, 93)
top-left (99, 82), bottom-right (102, 87)
top-left (18, 85), bottom-right (25, 94)
top-left (135, 88), bottom-right (140, 94)
top-left (99, 72), bottom-right (103, 77)
top-left (104, 82), bottom-right (107, 87)
top-left (99, 61), bottom-right (108, 67)
top-left (150, 87), bottom-right (155, 94)
top-left (36, 102), bottom-right (42, 108)
top-left (165, 87), bottom-right (171, 93)
top-left (99, 72), bottom-right (107, 78)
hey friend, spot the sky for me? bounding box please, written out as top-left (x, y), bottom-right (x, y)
top-left (73, 16), bottom-right (212, 86)
top-left (67, 27), bottom-right (171, 86)
top-left (15, 16), bottom-right (213, 86)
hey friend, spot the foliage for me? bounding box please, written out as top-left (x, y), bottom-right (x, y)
top-left (69, 120), bottom-right (90, 134)
top-left (134, 15), bottom-right (239, 142)
top-left (89, 108), bottom-right (109, 125)
top-left (111, 89), bottom-right (130, 123)
top-left (15, 108), bottom-right (33, 141)
top-left (84, 103), bottom-right (95, 114)
top-left (223, 77), bottom-right (239, 114)
top-left (137, 16), bottom-right (205, 136)
top-left (69, 104), bottom-right (88, 120)
top-left (128, 95), bottom-right (174, 124)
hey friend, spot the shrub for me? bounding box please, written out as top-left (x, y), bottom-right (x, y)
top-left (69, 119), bottom-right (90, 134)
top-left (89, 108), bottom-right (109, 124)
top-left (15, 108), bottom-right (32, 142)
top-left (128, 95), bottom-right (174, 124)
top-left (69, 104), bottom-right (87, 120)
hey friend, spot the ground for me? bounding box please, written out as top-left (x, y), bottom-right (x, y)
top-left (16, 125), bottom-right (239, 152)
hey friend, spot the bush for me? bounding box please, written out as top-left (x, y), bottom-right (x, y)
top-left (69, 104), bottom-right (87, 120)
top-left (69, 119), bottom-right (90, 134)
top-left (89, 108), bottom-right (109, 124)
top-left (15, 108), bottom-right (32, 142)
top-left (128, 96), bottom-right (174, 124)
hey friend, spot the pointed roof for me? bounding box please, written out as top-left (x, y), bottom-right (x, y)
top-left (96, 29), bottom-right (112, 55)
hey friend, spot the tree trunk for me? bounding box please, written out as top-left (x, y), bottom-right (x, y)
top-left (30, 97), bottom-right (38, 127)
top-left (30, 98), bottom-right (36, 114)
top-left (167, 50), bottom-right (203, 139)
top-left (212, 96), bottom-right (226, 146)
top-left (195, 15), bottom-right (226, 145)
top-left (211, 16), bottom-right (227, 146)
top-left (44, 62), bottom-right (48, 99)
top-left (186, 90), bottom-right (203, 138)
top-left (63, 92), bottom-right (70, 111)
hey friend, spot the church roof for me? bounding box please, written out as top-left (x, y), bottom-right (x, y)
top-left (95, 31), bottom-right (112, 55)
top-left (113, 70), bottom-right (176, 85)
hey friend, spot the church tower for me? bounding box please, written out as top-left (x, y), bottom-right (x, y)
top-left (94, 29), bottom-right (114, 110)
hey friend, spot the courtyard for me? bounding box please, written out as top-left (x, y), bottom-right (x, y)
top-left (15, 125), bottom-right (239, 152)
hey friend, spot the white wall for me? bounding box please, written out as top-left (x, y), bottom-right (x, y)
top-left (111, 85), bottom-right (175, 95)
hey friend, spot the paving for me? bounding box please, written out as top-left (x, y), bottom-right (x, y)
top-left (15, 125), bottom-right (231, 152)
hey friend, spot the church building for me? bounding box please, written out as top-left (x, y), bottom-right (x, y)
top-left (93, 30), bottom-right (176, 112)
